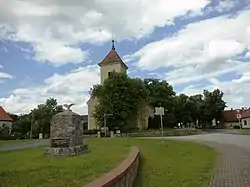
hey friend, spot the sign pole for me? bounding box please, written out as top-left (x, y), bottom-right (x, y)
top-left (160, 111), bottom-right (163, 141)
top-left (104, 114), bottom-right (107, 137)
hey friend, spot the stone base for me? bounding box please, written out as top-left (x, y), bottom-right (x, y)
top-left (44, 144), bottom-right (89, 156)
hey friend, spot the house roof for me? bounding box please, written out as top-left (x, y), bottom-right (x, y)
top-left (222, 108), bottom-right (250, 122)
top-left (0, 106), bottom-right (13, 121)
top-left (98, 40), bottom-right (128, 69)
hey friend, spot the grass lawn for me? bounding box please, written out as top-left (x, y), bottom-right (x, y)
top-left (0, 139), bottom-right (31, 146)
top-left (0, 138), bottom-right (217, 187)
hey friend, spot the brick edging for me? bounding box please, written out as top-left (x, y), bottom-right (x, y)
top-left (85, 146), bottom-right (140, 187)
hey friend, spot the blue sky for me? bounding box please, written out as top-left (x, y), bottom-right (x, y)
top-left (0, 0), bottom-right (250, 114)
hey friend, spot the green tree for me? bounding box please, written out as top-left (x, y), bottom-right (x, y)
top-left (174, 94), bottom-right (193, 127)
top-left (31, 98), bottom-right (63, 136)
top-left (90, 72), bottom-right (149, 130)
top-left (201, 89), bottom-right (227, 127)
top-left (144, 78), bottom-right (176, 128)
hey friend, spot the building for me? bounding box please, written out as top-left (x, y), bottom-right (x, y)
top-left (87, 40), bottom-right (154, 130)
top-left (80, 115), bottom-right (88, 130)
top-left (0, 106), bottom-right (13, 134)
top-left (221, 108), bottom-right (250, 129)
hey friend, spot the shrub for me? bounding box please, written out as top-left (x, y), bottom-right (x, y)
top-left (233, 125), bottom-right (240, 129)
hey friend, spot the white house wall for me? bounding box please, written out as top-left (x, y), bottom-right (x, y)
top-left (241, 118), bottom-right (250, 129)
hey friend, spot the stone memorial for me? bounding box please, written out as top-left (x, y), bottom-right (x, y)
top-left (44, 104), bottom-right (88, 156)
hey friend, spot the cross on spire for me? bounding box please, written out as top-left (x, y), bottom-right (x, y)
top-left (111, 39), bottom-right (115, 50)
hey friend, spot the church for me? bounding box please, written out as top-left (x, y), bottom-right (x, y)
top-left (87, 40), bottom-right (154, 130)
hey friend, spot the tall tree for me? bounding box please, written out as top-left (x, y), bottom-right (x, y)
top-left (31, 98), bottom-right (63, 136)
top-left (201, 89), bottom-right (227, 127)
top-left (144, 78), bottom-right (176, 128)
top-left (90, 72), bottom-right (149, 130)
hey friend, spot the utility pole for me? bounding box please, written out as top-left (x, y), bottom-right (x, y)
top-left (30, 113), bottom-right (33, 139)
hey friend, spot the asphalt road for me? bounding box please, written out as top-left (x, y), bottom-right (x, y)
top-left (161, 133), bottom-right (250, 150)
top-left (0, 139), bottom-right (49, 151)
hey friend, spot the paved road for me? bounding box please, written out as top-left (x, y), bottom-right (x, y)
top-left (0, 139), bottom-right (49, 151)
top-left (161, 133), bottom-right (250, 187)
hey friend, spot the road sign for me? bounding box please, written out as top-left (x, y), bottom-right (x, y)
top-left (155, 107), bottom-right (165, 116)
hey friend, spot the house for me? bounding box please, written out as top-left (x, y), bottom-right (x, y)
top-left (221, 108), bottom-right (250, 129)
top-left (0, 106), bottom-right (13, 134)
top-left (87, 40), bottom-right (154, 130)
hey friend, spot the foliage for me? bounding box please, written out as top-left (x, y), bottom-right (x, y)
top-left (30, 98), bottom-right (63, 136)
top-left (121, 129), bottom-right (202, 137)
top-left (6, 98), bottom-right (63, 139)
top-left (91, 73), bottom-right (227, 130)
top-left (90, 72), bottom-right (149, 130)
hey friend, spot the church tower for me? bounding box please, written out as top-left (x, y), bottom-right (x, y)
top-left (87, 40), bottom-right (128, 130)
top-left (98, 40), bottom-right (128, 84)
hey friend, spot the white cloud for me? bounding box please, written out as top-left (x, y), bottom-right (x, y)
top-left (181, 69), bottom-right (250, 109)
top-left (0, 72), bottom-right (13, 79)
top-left (0, 64), bottom-right (3, 68)
top-left (127, 9), bottom-right (250, 85)
top-left (214, 0), bottom-right (239, 13)
top-left (0, 0), bottom-right (210, 66)
top-left (0, 65), bottom-right (99, 114)
top-left (124, 8), bottom-right (250, 109)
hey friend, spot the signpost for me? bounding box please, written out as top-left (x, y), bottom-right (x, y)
top-left (155, 106), bottom-right (165, 141)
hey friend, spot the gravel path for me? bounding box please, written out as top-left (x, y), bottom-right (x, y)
top-left (162, 133), bottom-right (250, 187)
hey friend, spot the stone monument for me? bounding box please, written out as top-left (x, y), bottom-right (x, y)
top-left (44, 104), bottom-right (88, 156)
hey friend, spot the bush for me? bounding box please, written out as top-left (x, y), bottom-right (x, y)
top-left (121, 129), bottom-right (201, 137)
top-left (83, 129), bottom-right (98, 135)
top-left (233, 125), bottom-right (240, 129)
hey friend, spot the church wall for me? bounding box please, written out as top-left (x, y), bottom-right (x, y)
top-left (87, 98), bottom-right (98, 130)
top-left (100, 62), bottom-right (127, 84)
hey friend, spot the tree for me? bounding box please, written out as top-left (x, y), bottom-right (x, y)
top-left (90, 72), bottom-right (149, 130)
top-left (201, 89), bottom-right (227, 127)
top-left (144, 78), bottom-right (176, 128)
top-left (30, 98), bottom-right (63, 137)
top-left (174, 94), bottom-right (193, 127)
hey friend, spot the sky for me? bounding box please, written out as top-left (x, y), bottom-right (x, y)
top-left (0, 0), bottom-right (250, 115)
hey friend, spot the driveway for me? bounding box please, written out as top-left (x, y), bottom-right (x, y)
top-left (161, 133), bottom-right (250, 187)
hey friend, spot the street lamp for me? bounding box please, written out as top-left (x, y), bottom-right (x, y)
top-left (104, 113), bottom-right (113, 137)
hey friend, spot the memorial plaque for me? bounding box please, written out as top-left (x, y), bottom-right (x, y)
top-left (51, 138), bottom-right (69, 148)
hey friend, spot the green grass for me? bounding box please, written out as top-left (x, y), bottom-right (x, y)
top-left (0, 139), bottom-right (31, 146)
top-left (134, 139), bottom-right (217, 187)
top-left (0, 138), bottom-right (217, 187)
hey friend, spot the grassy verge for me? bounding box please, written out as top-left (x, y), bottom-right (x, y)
top-left (0, 139), bottom-right (130, 187)
top-left (0, 138), bottom-right (217, 187)
top-left (0, 139), bottom-right (31, 146)
top-left (134, 139), bottom-right (217, 187)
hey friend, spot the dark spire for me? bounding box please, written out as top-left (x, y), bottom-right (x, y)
top-left (111, 39), bottom-right (115, 50)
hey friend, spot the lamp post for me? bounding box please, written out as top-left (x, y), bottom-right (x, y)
top-left (104, 113), bottom-right (113, 137)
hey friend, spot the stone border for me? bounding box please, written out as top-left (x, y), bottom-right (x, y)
top-left (85, 146), bottom-right (139, 187)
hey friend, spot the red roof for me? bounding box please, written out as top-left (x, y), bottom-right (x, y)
top-left (98, 40), bottom-right (128, 69)
top-left (222, 108), bottom-right (250, 122)
top-left (0, 106), bottom-right (13, 121)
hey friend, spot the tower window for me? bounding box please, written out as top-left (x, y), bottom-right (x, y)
top-left (108, 72), bottom-right (112, 77)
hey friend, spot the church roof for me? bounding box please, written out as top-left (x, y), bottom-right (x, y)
top-left (0, 106), bottom-right (13, 121)
top-left (98, 40), bottom-right (128, 69)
